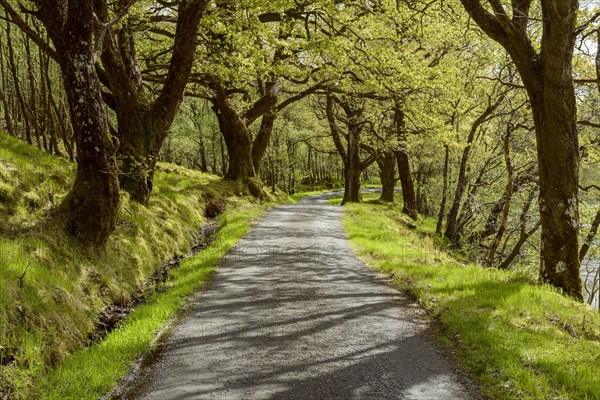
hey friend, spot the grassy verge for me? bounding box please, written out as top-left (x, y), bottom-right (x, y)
top-left (0, 133), bottom-right (277, 398)
top-left (39, 204), bottom-right (267, 399)
top-left (340, 201), bottom-right (600, 400)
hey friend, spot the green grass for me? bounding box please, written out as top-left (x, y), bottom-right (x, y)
top-left (326, 190), bottom-right (384, 205)
top-left (0, 133), bottom-right (276, 398)
top-left (341, 201), bottom-right (600, 400)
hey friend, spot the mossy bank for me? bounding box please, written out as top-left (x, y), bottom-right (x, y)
top-left (0, 133), bottom-right (278, 398)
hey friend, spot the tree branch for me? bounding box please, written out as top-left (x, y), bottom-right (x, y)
top-left (326, 95), bottom-right (347, 160)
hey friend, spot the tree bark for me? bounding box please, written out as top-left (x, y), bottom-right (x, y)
top-left (395, 150), bottom-right (417, 219)
top-left (377, 152), bottom-right (396, 202)
top-left (436, 145), bottom-right (450, 235)
top-left (342, 120), bottom-right (363, 204)
top-left (532, 95), bottom-right (581, 298)
top-left (212, 95), bottom-right (256, 182)
top-left (28, 0), bottom-right (120, 247)
top-left (393, 105), bottom-right (417, 219)
top-left (252, 110), bottom-right (277, 174)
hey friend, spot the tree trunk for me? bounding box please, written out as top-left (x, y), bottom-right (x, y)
top-left (39, 48), bottom-right (61, 156)
top-left (53, 89), bottom-right (75, 161)
top-left (116, 114), bottom-right (167, 204)
top-left (395, 150), bottom-right (417, 219)
top-left (224, 132), bottom-right (255, 181)
top-left (24, 32), bottom-right (43, 150)
top-left (580, 208), bottom-right (600, 262)
top-left (341, 121), bottom-right (362, 204)
top-left (5, 20), bottom-right (32, 144)
top-left (0, 36), bottom-right (13, 137)
top-left (460, 0), bottom-right (582, 301)
top-left (436, 145), bottom-right (449, 235)
top-left (220, 136), bottom-right (227, 176)
top-left (35, 0), bottom-right (120, 247)
top-left (190, 101), bottom-right (209, 173)
top-left (392, 104), bottom-right (417, 219)
top-left (0, 88), bottom-right (15, 137)
top-left (198, 133), bottom-right (208, 173)
top-left (252, 110), bottom-right (277, 174)
top-left (326, 96), bottom-right (372, 204)
top-left (212, 100), bottom-right (256, 182)
top-left (531, 98), bottom-right (582, 299)
top-left (526, 16), bottom-right (582, 299)
top-left (343, 164), bottom-right (362, 204)
top-left (377, 152), bottom-right (396, 202)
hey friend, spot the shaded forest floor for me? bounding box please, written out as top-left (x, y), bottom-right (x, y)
top-left (339, 193), bottom-right (600, 399)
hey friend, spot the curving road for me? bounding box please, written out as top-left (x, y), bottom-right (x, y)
top-left (121, 194), bottom-right (477, 400)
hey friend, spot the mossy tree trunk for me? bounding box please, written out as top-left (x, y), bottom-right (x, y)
top-left (460, 0), bottom-right (583, 300)
top-left (531, 92), bottom-right (582, 299)
top-left (342, 121), bottom-right (363, 205)
top-left (31, 0), bottom-right (120, 247)
top-left (252, 110), bottom-right (277, 174)
top-left (208, 81), bottom-right (279, 189)
top-left (115, 113), bottom-right (167, 204)
top-left (395, 150), bottom-right (417, 220)
top-left (212, 95), bottom-right (257, 182)
top-left (377, 152), bottom-right (396, 203)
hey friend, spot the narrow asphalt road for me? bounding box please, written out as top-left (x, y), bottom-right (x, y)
top-left (122, 194), bottom-right (476, 400)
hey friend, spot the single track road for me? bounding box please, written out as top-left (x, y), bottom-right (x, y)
top-left (122, 193), bottom-right (477, 400)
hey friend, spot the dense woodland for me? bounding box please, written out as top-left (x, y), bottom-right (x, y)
top-left (0, 0), bottom-right (599, 309)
